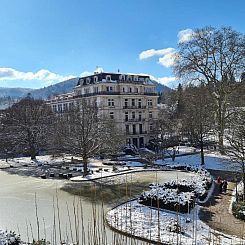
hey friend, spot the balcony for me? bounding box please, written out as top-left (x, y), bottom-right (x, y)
top-left (126, 131), bottom-right (148, 135)
top-left (123, 105), bottom-right (146, 109)
top-left (74, 91), bottom-right (121, 98)
top-left (125, 118), bottom-right (145, 122)
top-left (144, 92), bottom-right (158, 96)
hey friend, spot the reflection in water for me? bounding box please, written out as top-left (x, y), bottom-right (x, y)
top-left (0, 170), bottom-right (194, 244)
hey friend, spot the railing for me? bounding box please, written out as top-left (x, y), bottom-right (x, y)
top-left (123, 106), bottom-right (147, 109)
top-left (144, 92), bottom-right (158, 96)
top-left (74, 91), bottom-right (121, 98)
top-left (125, 118), bottom-right (145, 122)
top-left (73, 91), bottom-right (158, 98)
top-left (126, 131), bottom-right (148, 135)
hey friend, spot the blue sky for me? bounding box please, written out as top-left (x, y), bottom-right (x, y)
top-left (0, 0), bottom-right (244, 89)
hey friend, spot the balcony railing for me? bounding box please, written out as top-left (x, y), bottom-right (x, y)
top-left (123, 105), bottom-right (147, 109)
top-left (125, 118), bottom-right (145, 122)
top-left (74, 91), bottom-right (158, 98)
top-left (126, 131), bottom-right (148, 135)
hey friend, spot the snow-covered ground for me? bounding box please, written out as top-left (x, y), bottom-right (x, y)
top-left (156, 149), bottom-right (241, 172)
top-left (107, 200), bottom-right (244, 245)
top-left (0, 146), bottom-right (241, 182)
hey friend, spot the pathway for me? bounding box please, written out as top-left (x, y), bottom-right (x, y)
top-left (199, 181), bottom-right (245, 239)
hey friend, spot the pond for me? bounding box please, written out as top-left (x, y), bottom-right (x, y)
top-left (0, 170), bottom-right (195, 244)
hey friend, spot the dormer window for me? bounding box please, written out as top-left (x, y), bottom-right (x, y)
top-left (120, 74), bottom-right (126, 81)
top-left (94, 76), bottom-right (98, 83)
top-left (127, 75), bottom-right (132, 81)
top-left (134, 76), bottom-right (138, 81)
top-left (80, 79), bottom-right (84, 85)
top-left (86, 78), bottom-right (91, 84)
top-left (106, 75), bottom-right (111, 81)
top-left (145, 78), bottom-right (149, 83)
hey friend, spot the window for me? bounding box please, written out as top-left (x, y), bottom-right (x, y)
top-left (123, 87), bottom-right (125, 93)
top-left (125, 112), bottom-right (129, 121)
top-left (129, 87), bottom-right (132, 93)
top-left (149, 123), bottom-right (153, 132)
top-left (139, 124), bottom-right (143, 134)
top-left (134, 76), bottom-right (138, 81)
top-left (93, 87), bottom-right (99, 93)
top-left (109, 112), bottom-right (114, 119)
top-left (106, 75), bottom-right (111, 81)
top-left (52, 105), bottom-right (57, 112)
top-left (106, 86), bottom-right (113, 92)
top-left (132, 125), bottom-right (136, 134)
top-left (149, 111), bottom-right (153, 119)
top-left (124, 99), bottom-right (128, 108)
top-left (138, 99), bottom-right (142, 108)
top-left (127, 75), bottom-right (132, 81)
top-left (58, 104), bottom-right (62, 113)
top-left (135, 87), bottom-right (138, 93)
top-left (138, 111), bottom-right (142, 121)
top-left (64, 103), bottom-right (68, 111)
top-left (132, 99), bottom-right (135, 106)
top-left (132, 111), bottom-right (136, 119)
top-left (108, 99), bottom-right (114, 107)
top-left (126, 125), bottom-right (130, 134)
top-left (120, 74), bottom-right (126, 81)
top-left (85, 88), bottom-right (90, 94)
top-left (86, 78), bottom-right (91, 84)
top-left (69, 102), bottom-right (74, 110)
top-left (94, 76), bottom-right (98, 83)
top-left (148, 99), bottom-right (153, 107)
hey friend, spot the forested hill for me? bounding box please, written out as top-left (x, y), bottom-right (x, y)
top-left (29, 77), bottom-right (79, 99)
top-left (0, 87), bottom-right (33, 98)
top-left (0, 77), bottom-right (170, 101)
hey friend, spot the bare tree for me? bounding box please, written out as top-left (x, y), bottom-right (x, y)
top-left (182, 84), bottom-right (215, 165)
top-left (174, 26), bottom-right (245, 152)
top-left (54, 99), bottom-right (122, 176)
top-left (1, 96), bottom-right (52, 160)
top-left (226, 109), bottom-right (245, 200)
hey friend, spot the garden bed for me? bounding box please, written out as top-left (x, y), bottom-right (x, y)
top-left (139, 169), bottom-right (212, 213)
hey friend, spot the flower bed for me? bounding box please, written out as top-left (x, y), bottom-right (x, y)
top-left (139, 169), bottom-right (212, 213)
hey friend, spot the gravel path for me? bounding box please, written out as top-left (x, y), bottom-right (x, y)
top-left (199, 181), bottom-right (245, 239)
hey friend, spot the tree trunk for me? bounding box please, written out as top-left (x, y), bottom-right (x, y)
top-left (200, 142), bottom-right (205, 165)
top-left (30, 146), bottom-right (36, 160)
top-left (83, 158), bottom-right (89, 176)
top-left (218, 132), bottom-right (224, 154)
top-left (217, 96), bottom-right (225, 154)
top-left (200, 125), bottom-right (205, 165)
top-left (242, 161), bottom-right (245, 202)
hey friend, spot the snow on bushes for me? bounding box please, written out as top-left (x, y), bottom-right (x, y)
top-left (0, 230), bottom-right (21, 245)
top-left (139, 169), bottom-right (212, 213)
top-left (232, 182), bottom-right (245, 221)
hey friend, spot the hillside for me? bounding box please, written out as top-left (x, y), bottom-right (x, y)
top-left (0, 77), bottom-right (170, 101)
top-left (0, 87), bottom-right (33, 98)
top-left (29, 77), bottom-right (79, 99)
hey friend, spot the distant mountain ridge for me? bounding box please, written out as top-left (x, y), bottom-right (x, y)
top-left (0, 77), bottom-right (170, 100)
top-left (0, 87), bottom-right (34, 98)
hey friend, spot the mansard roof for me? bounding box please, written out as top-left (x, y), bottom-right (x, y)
top-left (77, 72), bottom-right (152, 86)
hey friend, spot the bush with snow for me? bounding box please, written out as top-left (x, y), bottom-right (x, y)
top-left (139, 169), bottom-right (212, 213)
top-left (232, 182), bottom-right (245, 221)
top-left (0, 230), bottom-right (21, 245)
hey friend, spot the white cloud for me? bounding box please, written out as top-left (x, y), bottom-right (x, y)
top-left (178, 28), bottom-right (195, 43)
top-left (80, 71), bottom-right (92, 77)
top-left (157, 76), bottom-right (177, 86)
top-left (158, 52), bottom-right (177, 68)
top-left (0, 67), bottom-right (76, 84)
top-left (139, 48), bottom-right (175, 60)
top-left (94, 67), bottom-right (104, 73)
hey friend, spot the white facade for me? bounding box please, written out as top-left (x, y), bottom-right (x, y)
top-left (48, 72), bottom-right (158, 148)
